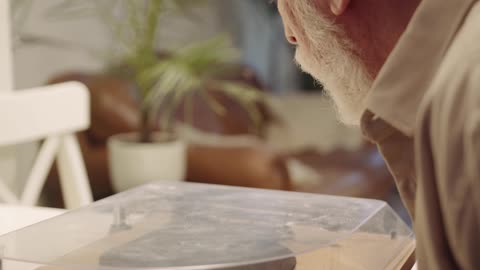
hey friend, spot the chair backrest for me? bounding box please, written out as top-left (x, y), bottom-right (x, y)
top-left (0, 82), bottom-right (89, 145)
top-left (0, 82), bottom-right (93, 209)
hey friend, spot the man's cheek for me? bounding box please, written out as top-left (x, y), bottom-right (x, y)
top-left (295, 48), bottom-right (314, 74)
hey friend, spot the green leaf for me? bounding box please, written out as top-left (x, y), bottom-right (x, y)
top-left (39, 0), bottom-right (264, 133)
top-left (199, 89), bottom-right (227, 116)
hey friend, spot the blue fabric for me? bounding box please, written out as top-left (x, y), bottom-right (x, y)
top-left (224, 0), bottom-right (299, 92)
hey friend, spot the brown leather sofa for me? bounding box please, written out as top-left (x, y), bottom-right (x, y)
top-left (43, 71), bottom-right (394, 207)
top-left (44, 69), bottom-right (292, 206)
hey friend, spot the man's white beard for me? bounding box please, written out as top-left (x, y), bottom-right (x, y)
top-left (293, 1), bottom-right (373, 126)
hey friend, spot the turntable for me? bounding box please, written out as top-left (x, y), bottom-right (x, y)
top-left (0, 182), bottom-right (414, 270)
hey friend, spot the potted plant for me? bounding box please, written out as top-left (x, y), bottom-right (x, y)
top-left (44, 0), bottom-right (265, 192)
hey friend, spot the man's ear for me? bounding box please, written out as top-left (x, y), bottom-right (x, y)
top-left (330, 0), bottom-right (351, 15)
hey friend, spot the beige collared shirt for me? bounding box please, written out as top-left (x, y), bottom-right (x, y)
top-left (361, 0), bottom-right (480, 269)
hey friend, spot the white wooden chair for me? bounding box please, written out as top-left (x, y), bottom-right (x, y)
top-left (0, 82), bottom-right (93, 209)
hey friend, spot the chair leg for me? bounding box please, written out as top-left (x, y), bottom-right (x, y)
top-left (20, 136), bottom-right (60, 206)
top-left (57, 134), bottom-right (93, 209)
top-left (0, 176), bottom-right (19, 204)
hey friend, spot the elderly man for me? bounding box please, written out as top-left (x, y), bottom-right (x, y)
top-left (277, 0), bottom-right (480, 269)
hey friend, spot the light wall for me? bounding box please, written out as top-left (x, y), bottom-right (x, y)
top-left (14, 1), bottom-right (299, 91)
top-left (14, 0), bottom-right (224, 89)
top-left (4, 1), bottom-right (224, 194)
top-left (0, 0), bottom-right (16, 194)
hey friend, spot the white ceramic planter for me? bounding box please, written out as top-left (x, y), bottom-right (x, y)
top-left (108, 133), bottom-right (186, 192)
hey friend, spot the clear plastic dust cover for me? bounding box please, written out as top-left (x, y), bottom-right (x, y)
top-left (0, 182), bottom-right (415, 270)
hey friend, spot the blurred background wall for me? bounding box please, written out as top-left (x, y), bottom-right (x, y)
top-left (9, 0), bottom-right (315, 185)
top-left (14, 0), bottom-right (306, 91)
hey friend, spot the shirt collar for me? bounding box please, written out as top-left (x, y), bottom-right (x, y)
top-left (362, 0), bottom-right (477, 138)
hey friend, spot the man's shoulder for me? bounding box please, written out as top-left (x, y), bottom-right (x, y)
top-left (422, 57), bottom-right (480, 137)
top-left (448, 1), bottom-right (480, 62)
top-left (417, 49), bottom-right (480, 173)
top-left (425, 1), bottom-right (480, 116)
top-left (413, 5), bottom-right (480, 206)
top-left (435, 1), bottom-right (480, 80)
top-left (416, 1), bottom-right (480, 150)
